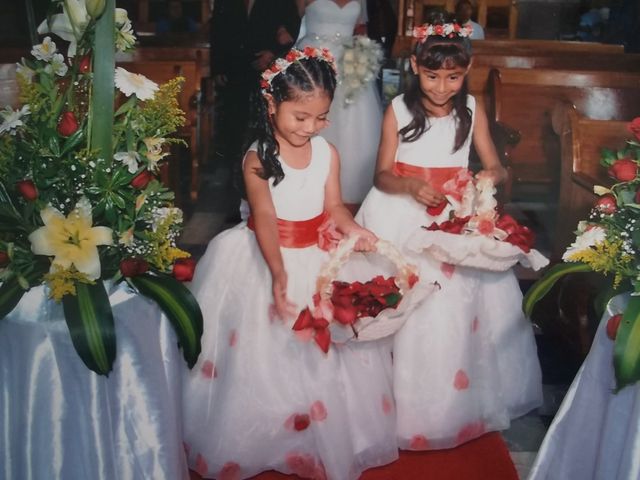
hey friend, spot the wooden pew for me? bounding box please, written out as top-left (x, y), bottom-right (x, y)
top-left (118, 60), bottom-right (201, 204)
top-left (552, 103), bottom-right (630, 259)
top-left (486, 67), bottom-right (640, 201)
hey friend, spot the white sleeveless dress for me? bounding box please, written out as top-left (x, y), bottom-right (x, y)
top-left (296, 0), bottom-right (382, 204)
top-left (357, 95), bottom-right (543, 450)
top-left (182, 136), bottom-right (398, 479)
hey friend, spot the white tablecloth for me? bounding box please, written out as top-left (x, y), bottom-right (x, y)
top-left (528, 294), bottom-right (640, 480)
top-left (0, 284), bottom-right (189, 480)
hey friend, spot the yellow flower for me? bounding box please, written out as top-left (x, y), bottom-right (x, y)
top-left (28, 197), bottom-right (113, 280)
top-left (143, 137), bottom-right (168, 171)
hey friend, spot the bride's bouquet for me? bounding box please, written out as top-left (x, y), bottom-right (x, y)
top-left (406, 170), bottom-right (549, 271)
top-left (339, 35), bottom-right (383, 106)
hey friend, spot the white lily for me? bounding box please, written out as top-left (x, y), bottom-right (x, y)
top-left (44, 53), bottom-right (69, 77)
top-left (28, 197), bottom-right (113, 280)
top-left (0, 105), bottom-right (30, 136)
top-left (31, 37), bottom-right (57, 62)
top-left (85, 0), bottom-right (106, 18)
top-left (37, 1), bottom-right (90, 57)
top-left (114, 151), bottom-right (140, 174)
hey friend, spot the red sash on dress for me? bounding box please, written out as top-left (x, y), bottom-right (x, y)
top-left (393, 162), bottom-right (463, 192)
top-left (247, 212), bottom-right (328, 248)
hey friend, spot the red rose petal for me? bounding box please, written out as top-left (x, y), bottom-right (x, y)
top-left (456, 421), bottom-right (485, 444)
top-left (454, 369), bottom-right (470, 390)
top-left (409, 434), bottom-right (430, 450)
top-left (294, 414), bottom-right (311, 431)
top-left (606, 314), bottom-right (623, 340)
top-left (382, 394), bottom-right (393, 415)
top-left (310, 401), bottom-right (328, 422)
top-left (441, 263), bottom-right (455, 278)
top-left (471, 317), bottom-right (479, 333)
top-left (201, 360), bottom-right (217, 379)
top-left (218, 462), bottom-right (241, 480)
top-left (229, 329), bottom-right (237, 347)
top-left (195, 453), bottom-right (208, 476)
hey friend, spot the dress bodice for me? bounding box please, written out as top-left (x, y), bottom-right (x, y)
top-left (392, 94), bottom-right (476, 169)
top-left (247, 136), bottom-right (330, 221)
top-left (298, 0), bottom-right (361, 46)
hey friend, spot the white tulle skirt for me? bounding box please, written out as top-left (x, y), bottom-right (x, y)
top-left (182, 223), bottom-right (398, 479)
top-left (357, 187), bottom-right (543, 449)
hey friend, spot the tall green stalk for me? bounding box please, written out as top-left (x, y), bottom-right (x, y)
top-left (89, 0), bottom-right (115, 162)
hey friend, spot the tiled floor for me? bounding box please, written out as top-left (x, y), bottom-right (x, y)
top-left (179, 165), bottom-right (575, 479)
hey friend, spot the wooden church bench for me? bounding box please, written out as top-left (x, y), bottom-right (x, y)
top-left (551, 103), bottom-right (631, 259)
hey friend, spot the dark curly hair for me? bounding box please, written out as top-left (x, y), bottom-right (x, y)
top-left (247, 56), bottom-right (337, 186)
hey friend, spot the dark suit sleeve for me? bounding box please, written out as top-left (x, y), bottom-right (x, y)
top-left (272, 0), bottom-right (301, 58)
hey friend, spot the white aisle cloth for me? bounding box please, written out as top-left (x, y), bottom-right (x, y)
top-left (0, 284), bottom-right (189, 480)
top-left (528, 294), bottom-right (640, 480)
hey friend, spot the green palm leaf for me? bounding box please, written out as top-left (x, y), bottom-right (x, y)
top-left (129, 273), bottom-right (203, 368)
top-left (613, 296), bottom-right (640, 390)
top-left (0, 276), bottom-right (28, 320)
top-left (522, 262), bottom-right (593, 317)
top-left (62, 281), bottom-right (116, 375)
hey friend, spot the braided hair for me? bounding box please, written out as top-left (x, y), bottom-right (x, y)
top-left (400, 11), bottom-right (473, 153)
top-left (248, 54), bottom-right (337, 186)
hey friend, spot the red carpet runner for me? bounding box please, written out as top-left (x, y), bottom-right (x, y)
top-left (247, 432), bottom-right (519, 480)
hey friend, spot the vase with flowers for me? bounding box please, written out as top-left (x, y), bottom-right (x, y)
top-left (0, 0), bottom-right (202, 375)
top-left (524, 117), bottom-right (640, 390)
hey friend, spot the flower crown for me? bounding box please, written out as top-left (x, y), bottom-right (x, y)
top-left (412, 22), bottom-right (473, 43)
top-left (260, 46), bottom-right (336, 96)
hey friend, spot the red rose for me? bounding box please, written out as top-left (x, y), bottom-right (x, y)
top-left (434, 25), bottom-right (444, 35)
top-left (628, 117), bottom-right (640, 141)
top-left (57, 111), bottom-right (79, 137)
top-left (0, 251), bottom-right (9, 267)
top-left (78, 55), bottom-right (91, 73)
top-left (505, 230), bottom-right (534, 253)
top-left (15, 179), bottom-right (38, 201)
top-left (608, 158), bottom-right (638, 182)
top-left (594, 194), bottom-right (617, 214)
top-left (606, 313), bottom-right (623, 340)
top-left (408, 273), bottom-right (419, 288)
top-left (172, 257), bottom-right (197, 282)
top-left (130, 170), bottom-right (154, 189)
top-left (293, 414), bottom-right (310, 431)
top-left (496, 214), bottom-right (520, 235)
top-left (426, 200), bottom-right (447, 217)
top-left (333, 305), bottom-right (357, 325)
top-left (119, 258), bottom-right (149, 277)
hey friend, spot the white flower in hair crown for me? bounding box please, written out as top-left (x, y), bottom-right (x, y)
top-left (260, 47), bottom-right (336, 96)
top-left (412, 22), bottom-right (473, 43)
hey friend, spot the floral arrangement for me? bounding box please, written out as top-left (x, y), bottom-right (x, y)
top-left (406, 171), bottom-right (548, 271)
top-left (524, 117), bottom-right (640, 390)
top-left (339, 36), bottom-right (383, 106)
top-left (0, 0), bottom-right (202, 375)
top-left (293, 236), bottom-right (425, 353)
top-left (260, 46), bottom-right (336, 97)
top-left (412, 22), bottom-right (474, 43)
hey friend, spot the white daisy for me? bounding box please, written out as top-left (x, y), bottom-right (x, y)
top-left (562, 225), bottom-right (607, 261)
top-left (114, 67), bottom-right (158, 101)
top-left (114, 151), bottom-right (140, 174)
top-left (0, 105), bottom-right (30, 135)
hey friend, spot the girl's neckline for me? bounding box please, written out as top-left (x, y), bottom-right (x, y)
top-left (279, 137), bottom-right (314, 171)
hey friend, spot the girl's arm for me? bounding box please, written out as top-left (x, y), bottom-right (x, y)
top-left (373, 105), bottom-right (445, 206)
top-left (244, 152), bottom-right (296, 319)
top-left (324, 144), bottom-right (377, 251)
top-left (473, 100), bottom-right (508, 185)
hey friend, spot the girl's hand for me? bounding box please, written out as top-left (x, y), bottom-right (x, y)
top-left (271, 270), bottom-right (297, 320)
top-left (405, 177), bottom-right (446, 206)
top-left (345, 226), bottom-right (378, 252)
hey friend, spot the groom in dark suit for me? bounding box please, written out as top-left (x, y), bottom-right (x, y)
top-left (210, 0), bottom-right (301, 196)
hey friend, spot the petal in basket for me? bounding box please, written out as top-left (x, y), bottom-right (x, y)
top-left (292, 236), bottom-right (439, 352)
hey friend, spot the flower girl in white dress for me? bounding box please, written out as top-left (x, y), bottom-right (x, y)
top-left (296, 0), bottom-right (383, 208)
top-left (182, 47), bottom-right (398, 480)
top-left (357, 19), bottom-right (543, 450)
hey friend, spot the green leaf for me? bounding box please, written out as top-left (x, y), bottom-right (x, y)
top-left (385, 292), bottom-right (401, 307)
top-left (62, 281), bottom-right (116, 375)
top-left (600, 148), bottom-right (616, 167)
top-left (129, 273), bottom-right (203, 368)
top-left (522, 262), bottom-right (593, 317)
top-left (613, 296), bottom-right (640, 390)
top-left (60, 127), bottom-right (85, 155)
top-left (114, 95), bottom-right (136, 116)
top-left (89, 0), bottom-right (115, 161)
top-left (0, 276), bottom-right (28, 320)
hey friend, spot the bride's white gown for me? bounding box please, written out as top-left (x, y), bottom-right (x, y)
top-left (297, 0), bottom-right (383, 204)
